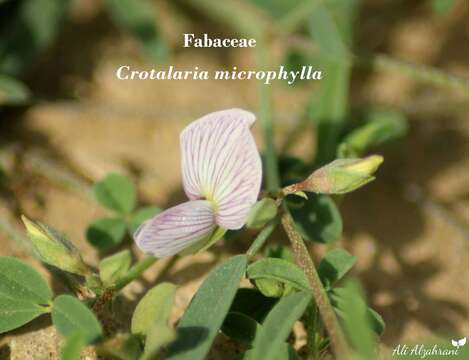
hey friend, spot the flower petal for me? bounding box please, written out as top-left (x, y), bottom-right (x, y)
top-left (134, 200), bottom-right (215, 258)
top-left (180, 108), bottom-right (262, 229)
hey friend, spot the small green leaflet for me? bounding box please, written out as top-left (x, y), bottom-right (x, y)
top-left (0, 257), bottom-right (52, 333)
top-left (167, 255), bottom-right (248, 360)
top-left (99, 249), bottom-right (132, 286)
top-left (87, 217), bottom-right (127, 250)
top-left (289, 194), bottom-right (343, 243)
top-left (0, 257), bottom-right (52, 304)
top-left (249, 291), bottom-right (312, 360)
top-left (247, 258), bottom-right (310, 293)
top-left (94, 173), bottom-right (136, 215)
top-left (246, 198), bottom-right (278, 229)
top-left (331, 281), bottom-right (377, 357)
top-left (60, 333), bottom-right (86, 360)
top-left (0, 297), bottom-right (49, 334)
top-left (0, 75), bottom-right (31, 105)
top-left (318, 248), bottom-right (356, 290)
top-left (131, 282), bottom-right (176, 337)
top-left (52, 295), bottom-right (102, 343)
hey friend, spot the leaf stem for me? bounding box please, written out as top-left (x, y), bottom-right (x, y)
top-left (256, 39), bottom-right (280, 191)
top-left (280, 207), bottom-right (348, 359)
top-left (113, 255), bottom-right (157, 291)
top-left (246, 219), bottom-right (278, 259)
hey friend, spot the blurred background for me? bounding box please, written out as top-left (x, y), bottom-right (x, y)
top-left (0, 0), bottom-right (468, 358)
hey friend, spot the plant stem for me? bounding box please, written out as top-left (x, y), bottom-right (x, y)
top-left (256, 39), bottom-right (280, 191)
top-left (357, 52), bottom-right (469, 94)
top-left (278, 0), bottom-right (324, 35)
top-left (246, 219), bottom-right (278, 259)
top-left (281, 207), bottom-right (348, 359)
top-left (113, 255), bottom-right (157, 291)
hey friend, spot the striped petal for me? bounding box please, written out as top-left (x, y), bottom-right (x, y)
top-left (134, 200), bottom-right (215, 258)
top-left (180, 108), bottom-right (262, 230)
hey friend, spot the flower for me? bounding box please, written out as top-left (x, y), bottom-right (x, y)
top-left (134, 109), bottom-right (262, 258)
top-left (282, 155), bottom-right (383, 196)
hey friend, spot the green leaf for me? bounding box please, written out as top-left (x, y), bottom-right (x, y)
top-left (246, 198), bottom-right (278, 229)
top-left (94, 173), bottom-right (136, 214)
top-left (141, 322), bottom-right (175, 360)
top-left (431, 0), bottom-right (456, 13)
top-left (318, 249), bottom-right (356, 290)
top-left (104, 0), bottom-right (169, 62)
top-left (308, 1), bottom-right (359, 165)
top-left (128, 206), bottom-right (161, 235)
top-left (131, 282), bottom-right (176, 337)
top-left (0, 296), bottom-right (49, 334)
top-left (331, 281), bottom-right (376, 357)
top-left (86, 217), bottom-right (127, 250)
top-left (99, 249), bottom-right (132, 286)
top-left (249, 292), bottom-right (312, 360)
top-left (0, 0), bottom-right (71, 76)
top-left (308, 5), bottom-right (350, 62)
top-left (0, 75), bottom-right (31, 105)
top-left (0, 257), bottom-right (52, 304)
top-left (60, 333), bottom-right (85, 360)
top-left (235, 344), bottom-right (299, 360)
top-left (0, 257), bottom-right (52, 333)
top-left (97, 334), bottom-right (142, 360)
top-left (222, 312), bottom-right (261, 345)
top-left (247, 258), bottom-right (310, 295)
top-left (52, 295), bottom-right (102, 343)
top-left (367, 307), bottom-right (385, 336)
top-left (248, 0), bottom-right (304, 19)
top-left (289, 194), bottom-right (342, 243)
top-left (167, 255), bottom-right (248, 360)
top-left (338, 108), bottom-right (408, 158)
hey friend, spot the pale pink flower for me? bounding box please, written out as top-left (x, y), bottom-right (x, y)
top-left (134, 109), bottom-right (262, 258)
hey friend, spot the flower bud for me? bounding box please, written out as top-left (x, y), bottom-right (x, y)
top-left (22, 215), bottom-right (91, 276)
top-left (283, 155), bottom-right (383, 195)
top-left (254, 278), bottom-right (294, 298)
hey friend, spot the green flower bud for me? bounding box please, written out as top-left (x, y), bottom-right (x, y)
top-left (22, 215), bottom-right (91, 276)
top-left (283, 155), bottom-right (383, 195)
top-left (254, 278), bottom-right (295, 298)
top-left (246, 198), bottom-right (278, 229)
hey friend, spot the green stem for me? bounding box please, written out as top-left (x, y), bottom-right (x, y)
top-left (357, 52), bottom-right (469, 94)
top-left (288, 36), bottom-right (469, 95)
top-left (278, 0), bottom-right (324, 35)
top-left (113, 255), bottom-right (157, 291)
top-left (256, 39), bottom-right (280, 191)
top-left (281, 207), bottom-right (348, 359)
top-left (246, 219), bottom-right (278, 259)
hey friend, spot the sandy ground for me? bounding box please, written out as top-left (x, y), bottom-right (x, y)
top-left (0, 1), bottom-right (469, 359)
